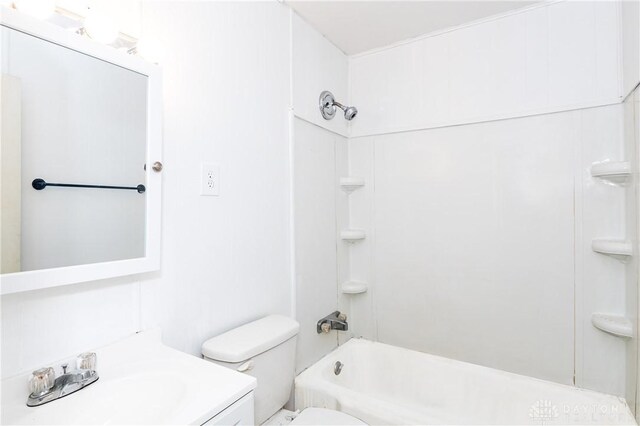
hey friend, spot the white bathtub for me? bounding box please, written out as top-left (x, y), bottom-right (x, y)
top-left (295, 339), bottom-right (635, 425)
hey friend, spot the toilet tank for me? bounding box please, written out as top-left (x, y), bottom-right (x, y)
top-left (202, 315), bottom-right (299, 425)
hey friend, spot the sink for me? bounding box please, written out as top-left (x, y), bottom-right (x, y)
top-left (84, 374), bottom-right (189, 425)
top-left (1, 330), bottom-right (256, 425)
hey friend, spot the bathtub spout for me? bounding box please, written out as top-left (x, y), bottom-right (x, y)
top-left (317, 311), bottom-right (348, 333)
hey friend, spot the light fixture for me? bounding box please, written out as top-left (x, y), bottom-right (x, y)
top-left (135, 38), bottom-right (163, 64)
top-left (83, 10), bottom-right (118, 44)
top-left (13, 0), bottom-right (56, 20)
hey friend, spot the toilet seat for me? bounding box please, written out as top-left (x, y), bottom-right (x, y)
top-left (290, 408), bottom-right (367, 425)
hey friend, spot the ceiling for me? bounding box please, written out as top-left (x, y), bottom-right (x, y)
top-left (286, 1), bottom-right (540, 55)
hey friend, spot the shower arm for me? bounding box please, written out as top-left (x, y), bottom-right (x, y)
top-left (331, 100), bottom-right (347, 111)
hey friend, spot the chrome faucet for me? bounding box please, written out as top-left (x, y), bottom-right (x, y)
top-left (317, 311), bottom-right (348, 333)
top-left (27, 352), bottom-right (99, 407)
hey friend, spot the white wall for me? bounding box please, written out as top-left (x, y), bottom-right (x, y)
top-left (292, 12), bottom-right (349, 137)
top-left (623, 87), bottom-right (639, 415)
top-left (1, 276), bottom-right (141, 377)
top-left (55, 0), bottom-right (142, 38)
top-left (622, 0), bottom-right (640, 98)
top-left (630, 87), bottom-right (640, 421)
top-left (2, 1), bottom-right (294, 377)
top-left (293, 118), bottom-right (347, 373)
top-left (291, 12), bottom-right (350, 371)
top-left (349, 1), bottom-right (622, 138)
top-left (346, 0), bottom-right (638, 397)
top-left (350, 106), bottom-right (628, 392)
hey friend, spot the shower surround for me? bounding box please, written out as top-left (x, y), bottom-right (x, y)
top-left (292, 0), bottom-right (640, 416)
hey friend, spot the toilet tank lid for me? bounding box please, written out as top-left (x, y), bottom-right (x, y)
top-left (202, 315), bottom-right (300, 363)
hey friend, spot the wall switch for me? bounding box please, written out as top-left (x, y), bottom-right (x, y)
top-left (200, 162), bottom-right (220, 196)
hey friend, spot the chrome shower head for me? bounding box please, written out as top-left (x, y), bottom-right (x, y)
top-left (343, 106), bottom-right (358, 121)
top-left (319, 91), bottom-right (357, 121)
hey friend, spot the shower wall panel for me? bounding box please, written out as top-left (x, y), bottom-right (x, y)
top-left (293, 118), bottom-right (349, 373)
top-left (349, 1), bottom-right (623, 138)
top-left (345, 0), bottom-right (638, 397)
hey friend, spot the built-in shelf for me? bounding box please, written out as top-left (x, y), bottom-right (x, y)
top-left (340, 229), bottom-right (366, 242)
top-left (591, 161), bottom-right (631, 185)
top-left (340, 177), bottom-right (365, 193)
top-left (591, 239), bottom-right (633, 259)
top-left (591, 313), bottom-right (633, 338)
top-left (341, 281), bottom-right (368, 294)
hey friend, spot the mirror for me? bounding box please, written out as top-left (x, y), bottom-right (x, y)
top-left (1, 26), bottom-right (147, 273)
top-left (0, 9), bottom-right (161, 294)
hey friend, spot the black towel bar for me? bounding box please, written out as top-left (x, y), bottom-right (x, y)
top-left (32, 178), bottom-right (145, 193)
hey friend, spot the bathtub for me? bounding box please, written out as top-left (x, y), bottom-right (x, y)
top-left (295, 339), bottom-right (635, 425)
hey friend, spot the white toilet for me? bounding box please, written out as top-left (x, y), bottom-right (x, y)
top-left (202, 315), bottom-right (366, 425)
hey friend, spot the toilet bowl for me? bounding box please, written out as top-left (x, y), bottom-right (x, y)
top-left (202, 315), bottom-right (366, 425)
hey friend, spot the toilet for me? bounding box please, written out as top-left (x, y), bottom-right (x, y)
top-left (202, 315), bottom-right (366, 425)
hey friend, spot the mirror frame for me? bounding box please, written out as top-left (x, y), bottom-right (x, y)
top-left (0, 7), bottom-right (162, 295)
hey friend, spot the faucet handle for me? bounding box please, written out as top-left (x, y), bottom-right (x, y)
top-left (29, 367), bottom-right (55, 396)
top-left (338, 312), bottom-right (347, 321)
top-left (76, 352), bottom-right (97, 371)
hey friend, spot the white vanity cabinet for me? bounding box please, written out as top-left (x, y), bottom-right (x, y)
top-left (203, 392), bottom-right (255, 425)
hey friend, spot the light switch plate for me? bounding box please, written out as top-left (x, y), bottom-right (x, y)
top-left (201, 162), bottom-right (220, 196)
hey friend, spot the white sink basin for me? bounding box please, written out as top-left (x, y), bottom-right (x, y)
top-left (82, 373), bottom-right (189, 425)
top-left (1, 330), bottom-right (256, 425)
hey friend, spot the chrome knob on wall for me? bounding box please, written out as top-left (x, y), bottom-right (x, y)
top-left (317, 311), bottom-right (349, 333)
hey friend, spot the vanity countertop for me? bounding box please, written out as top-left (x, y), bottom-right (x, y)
top-left (1, 329), bottom-right (256, 425)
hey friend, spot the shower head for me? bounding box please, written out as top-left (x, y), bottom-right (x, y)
top-left (319, 91), bottom-right (358, 121)
top-left (343, 106), bottom-right (358, 120)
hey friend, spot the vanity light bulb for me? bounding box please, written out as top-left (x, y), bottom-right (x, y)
top-left (13, 0), bottom-right (56, 20)
top-left (135, 38), bottom-right (163, 64)
top-left (84, 12), bottom-right (119, 45)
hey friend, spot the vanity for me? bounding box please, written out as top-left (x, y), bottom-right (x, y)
top-left (1, 330), bottom-right (256, 425)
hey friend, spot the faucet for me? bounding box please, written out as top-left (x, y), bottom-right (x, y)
top-left (317, 311), bottom-right (348, 334)
top-left (27, 352), bottom-right (99, 407)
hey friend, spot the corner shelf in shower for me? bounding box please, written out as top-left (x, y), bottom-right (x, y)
top-left (340, 177), bottom-right (365, 193)
top-left (341, 281), bottom-right (368, 294)
top-left (591, 239), bottom-right (633, 259)
top-left (591, 313), bottom-right (633, 338)
top-left (340, 229), bottom-right (366, 242)
top-left (590, 161), bottom-right (631, 185)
